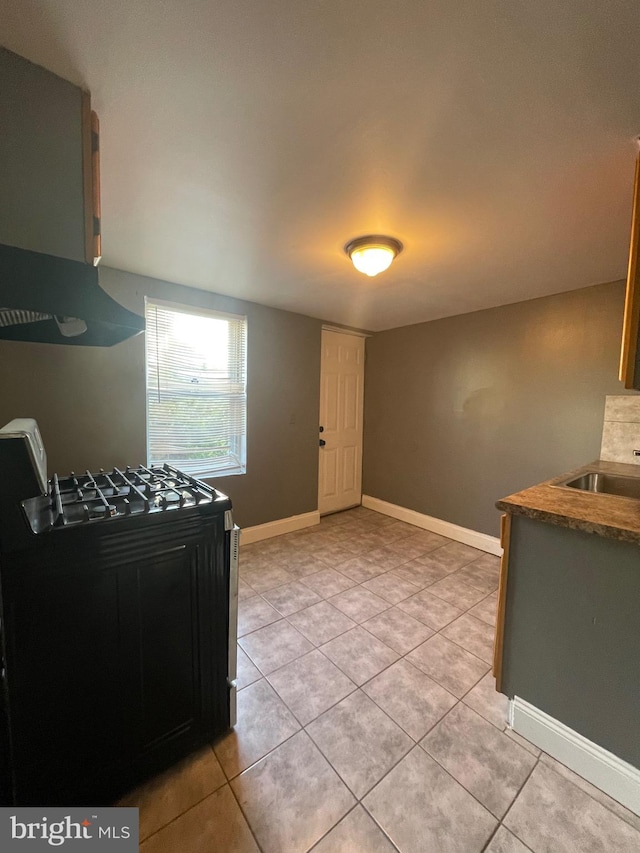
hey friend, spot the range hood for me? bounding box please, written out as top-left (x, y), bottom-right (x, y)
top-left (0, 243), bottom-right (145, 346)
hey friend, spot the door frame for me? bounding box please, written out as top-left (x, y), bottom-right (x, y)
top-left (317, 325), bottom-right (369, 516)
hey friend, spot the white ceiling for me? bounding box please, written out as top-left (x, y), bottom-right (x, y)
top-left (1, 1), bottom-right (640, 330)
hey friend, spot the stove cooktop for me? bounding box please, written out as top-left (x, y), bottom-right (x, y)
top-left (22, 464), bottom-right (229, 533)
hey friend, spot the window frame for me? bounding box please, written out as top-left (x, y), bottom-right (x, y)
top-left (144, 296), bottom-right (248, 479)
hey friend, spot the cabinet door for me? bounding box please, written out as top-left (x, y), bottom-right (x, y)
top-left (128, 527), bottom-right (229, 766)
top-left (135, 544), bottom-right (204, 749)
top-left (3, 557), bottom-right (136, 804)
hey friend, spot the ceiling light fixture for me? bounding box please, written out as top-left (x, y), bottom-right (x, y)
top-left (344, 234), bottom-right (403, 277)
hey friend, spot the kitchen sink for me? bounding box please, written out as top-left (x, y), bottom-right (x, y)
top-left (556, 470), bottom-right (640, 499)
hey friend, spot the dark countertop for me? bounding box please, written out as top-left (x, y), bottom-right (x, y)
top-left (495, 460), bottom-right (640, 544)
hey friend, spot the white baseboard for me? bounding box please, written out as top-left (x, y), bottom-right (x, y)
top-left (510, 697), bottom-right (640, 817)
top-left (361, 495), bottom-right (502, 556)
top-left (240, 510), bottom-right (320, 545)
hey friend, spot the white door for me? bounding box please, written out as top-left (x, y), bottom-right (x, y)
top-left (318, 329), bottom-right (365, 515)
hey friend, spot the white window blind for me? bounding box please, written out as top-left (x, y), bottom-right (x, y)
top-left (145, 298), bottom-right (247, 477)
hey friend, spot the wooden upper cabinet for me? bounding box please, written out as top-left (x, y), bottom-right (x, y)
top-left (0, 47), bottom-right (100, 266)
top-left (619, 150), bottom-right (640, 389)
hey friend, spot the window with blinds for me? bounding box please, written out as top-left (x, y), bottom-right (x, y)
top-left (145, 298), bottom-right (247, 477)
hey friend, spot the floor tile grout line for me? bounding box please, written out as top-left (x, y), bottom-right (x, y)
top-left (479, 823), bottom-right (503, 852)
top-left (362, 571), bottom-right (423, 596)
top-left (221, 715), bottom-right (412, 852)
top-left (242, 566), bottom-right (360, 609)
top-left (304, 803), bottom-right (361, 853)
top-left (314, 627), bottom-right (401, 682)
top-left (355, 740), bottom-right (499, 847)
top-left (360, 674), bottom-right (457, 745)
top-left (239, 597), bottom-right (492, 715)
top-left (416, 726), bottom-right (521, 824)
top-left (305, 802), bottom-right (402, 853)
top-left (304, 702), bottom-right (415, 804)
top-left (358, 810), bottom-right (404, 853)
top-left (458, 666), bottom-right (500, 703)
top-left (432, 697), bottom-right (539, 767)
top-left (317, 682), bottom-right (413, 750)
top-left (226, 773), bottom-right (267, 853)
top-left (403, 636), bottom-right (491, 697)
top-left (424, 635), bottom-right (490, 708)
top-left (236, 683), bottom-right (474, 788)
top-left (235, 514), bottom-right (515, 843)
top-left (491, 823), bottom-right (537, 853)
top-left (454, 576), bottom-right (501, 596)
top-left (357, 743), bottom-right (423, 804)
top-left (231, 596), bottom-right (438, 772)
top-left (458, 688), bottom-right (511, 735)
top-left (315, 638), bottom-right (394, 676)
top-left (137, 778), bottom-right (236, 847)
top-left (246, 539), bottom-right (445, 586)
top-left (472, 586), bottom-right (500, 602)
top-left (265, 664), bottom-right (359, 729)
top-left (537, 754), bottom-right (640, 835)
top-left (216, 725), bottom-right (304, 784)
top-left (479, 819), bottom-right (536, 853)
top-left (362, 559), bottom-right (491, 600)
top-left (240, 549), bottom-right (428, 576)
top-left (239, 599), bottom-right (495, 693)
top-left (238, 632), bottom-right (305, 679)
top-left (325, 587), bottom-right (394, 616)
top-left (425, 577), bottom-right (495, 608)
top-left (494, 754), bottom-right (542, 851)
top-left (237, 512), bottom-right (520, 844)
top-left (241, 541), bottom-right (487, 602)
top-left (294, 681), bottom-right (360, 729)
top-left (261, 632), bottom-right (460, 738)
top-left (433, 623), bottom-right (495, 667)
top-left (282, 616), bottom-right (354, 649)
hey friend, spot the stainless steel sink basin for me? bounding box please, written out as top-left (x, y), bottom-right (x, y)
top-left (556, 470), bottom-right (640, 499)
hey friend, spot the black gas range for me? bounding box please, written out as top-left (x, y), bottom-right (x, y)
top-left (0, 419), bottom-right (239, 806)
top-left (23, 463), bottom-right (231, 532)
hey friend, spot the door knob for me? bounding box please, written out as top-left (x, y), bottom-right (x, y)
top-left (319, 439), bottom-right (326, 447)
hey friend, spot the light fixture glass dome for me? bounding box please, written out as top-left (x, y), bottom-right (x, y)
top-left (345, 235), bottom-right (403, 277)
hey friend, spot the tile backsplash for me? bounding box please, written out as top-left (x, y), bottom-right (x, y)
top-left (601, 396), bottom-right (640, 465)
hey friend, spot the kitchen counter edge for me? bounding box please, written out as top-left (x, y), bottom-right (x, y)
top-left (495, 460), bottom-right (640, 544)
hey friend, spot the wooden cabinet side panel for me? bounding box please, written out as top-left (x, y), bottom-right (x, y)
top-left (82, 95), bottom-right (102, 265)
top-left (619, 152), bottom-right (640, 388)
top-left (493, 512), bottom-right (511, 692)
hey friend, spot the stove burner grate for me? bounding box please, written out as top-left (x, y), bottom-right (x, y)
top-left (49, 464), bottom-right (215, 526)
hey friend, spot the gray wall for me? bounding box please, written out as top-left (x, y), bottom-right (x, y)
top-left (363, 280), bottom-right (634, 537)
top-left (0, 267), bottom-right (322, 528)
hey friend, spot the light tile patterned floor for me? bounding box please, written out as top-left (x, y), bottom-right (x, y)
top-left (128, 508), bottom-right (640, 852)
